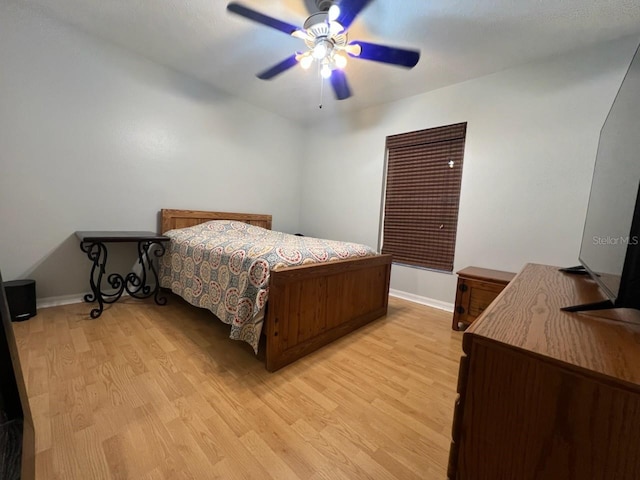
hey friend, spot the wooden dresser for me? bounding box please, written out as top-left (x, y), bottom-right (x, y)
top-left (452, 267), bottom-right (515, 330)
top-left (448, 263), bottom-right (640, 480)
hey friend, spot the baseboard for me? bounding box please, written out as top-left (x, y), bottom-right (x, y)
top-left (37, 290), bottom-right (143, 309)
top-left (37, 294), bottom-right (85, 309)
top-left (389, 289), bottom-right (454, 312)
top-left (40, 289), bottom-right (455, 313)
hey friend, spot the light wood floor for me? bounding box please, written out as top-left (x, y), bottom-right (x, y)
top-left (12, 295), bottom-right (463, 479)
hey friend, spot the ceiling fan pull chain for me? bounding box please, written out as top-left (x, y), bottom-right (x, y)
top-left (319, 64), bottom-right (324, 109)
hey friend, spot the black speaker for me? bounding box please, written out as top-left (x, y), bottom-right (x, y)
top-left (3, 280), bottom-right (37, 322)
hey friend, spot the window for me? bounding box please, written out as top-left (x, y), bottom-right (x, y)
top-left (380, 122), bottom-right (467, 272)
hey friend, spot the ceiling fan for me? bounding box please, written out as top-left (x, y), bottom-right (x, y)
top-left (226, 0), bottom-right (420, 101)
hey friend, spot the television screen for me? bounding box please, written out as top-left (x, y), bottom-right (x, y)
top-left (578, 43), bottom-right (640, 304)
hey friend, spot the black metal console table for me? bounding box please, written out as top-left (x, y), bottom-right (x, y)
top-left (75, 231), bottom-right (170, 319)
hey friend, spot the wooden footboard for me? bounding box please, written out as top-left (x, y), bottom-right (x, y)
top-left (264, 254), bottom-right (392, 371)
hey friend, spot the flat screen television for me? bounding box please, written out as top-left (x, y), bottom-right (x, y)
top-left (565, 41), bottom-right (640, 312)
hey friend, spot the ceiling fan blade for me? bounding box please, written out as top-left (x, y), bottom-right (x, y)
top-left (256, 54), bottom-right (299, 80)
top-left (330, 70), bottom-right (352, 100)
top-left (348, 41), bottom-right (420, 68)
top-left (227, 2), bottom-right (300, 35)
top-left (336, 0), bottom-right (374, 31)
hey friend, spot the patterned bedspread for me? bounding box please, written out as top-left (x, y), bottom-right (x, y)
top-left (159, 220), bottom-right (377, 352)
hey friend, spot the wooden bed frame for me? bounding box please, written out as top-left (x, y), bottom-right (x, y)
top-left (161, 209), bottom-right (392, 371)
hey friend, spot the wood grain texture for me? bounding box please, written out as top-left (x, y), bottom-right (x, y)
top-left (266, 255), bottom-right (391, 372)
top-left (455, 267), bottom-right (515, 285)
top-left (459, 340), bottom-right (640, 479)
top-left (450, 263), bottom-right (640, 480)
top-left (452, 267), bottom-right (515, 331)
top-left (159, 209), bottom-right (392, 371)
top-left (160, 209), bottom-right (272, 233)
top-left (465, 263), bottom-right (640, 384)
top-left (13, 296), bottom-right (463, 479)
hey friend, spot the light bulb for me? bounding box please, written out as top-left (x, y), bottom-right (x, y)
top-left (334, 54), bottom-right (347, 69)
top-left (300, 55), bottom-right (313, 70)
top-left (321, 64), bottom-right (332, 79)
top-left (313, 43), bottom-right (328, 60)
top-left (328, 4), bottom-right (340, 22)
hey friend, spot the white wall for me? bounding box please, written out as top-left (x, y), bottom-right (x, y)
top-left (0, 2), bottom-right (304, 300)
top-left (299, 36), bottom-right (640, 306)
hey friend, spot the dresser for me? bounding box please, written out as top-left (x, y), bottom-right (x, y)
top-left (452, 266), bottom-right (515, 330)
top-left (448, 263), bottom-right (640, 480)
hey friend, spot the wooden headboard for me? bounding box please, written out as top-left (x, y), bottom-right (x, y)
top-left (161, 209), bottom-right (272, 234)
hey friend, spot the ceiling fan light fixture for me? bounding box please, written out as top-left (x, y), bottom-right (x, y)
top-left (334, 53), bottom-right (347, 69)
top-left (312, 43), bottom-right (327, 59)
top-left (226, 1), bottom-right (421, 102)
top-left (300, 55), bottom-right (314, 69)
top-left (312, 39), bottom-right (332, 59)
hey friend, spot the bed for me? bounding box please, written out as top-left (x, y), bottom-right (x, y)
top-left (160, 209), bottom-right (392, 371)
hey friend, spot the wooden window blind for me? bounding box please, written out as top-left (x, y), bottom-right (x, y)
top-left (381, 122), bottom-right (467, 272)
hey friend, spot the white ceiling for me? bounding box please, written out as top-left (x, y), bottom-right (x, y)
top-left (12, 0), bottom-right (640, 123)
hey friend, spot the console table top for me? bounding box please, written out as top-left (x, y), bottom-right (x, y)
top-left (75, 231), bottom-right (169, 243)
